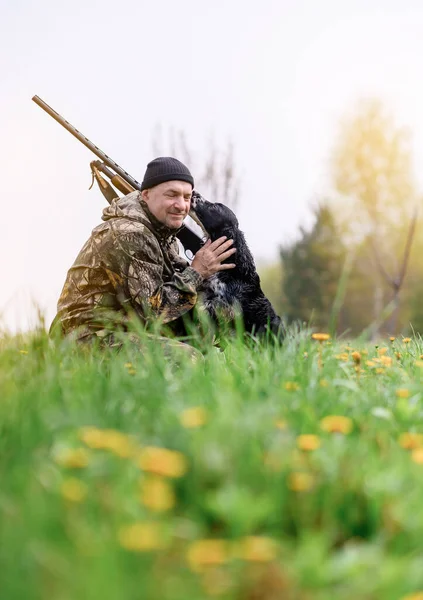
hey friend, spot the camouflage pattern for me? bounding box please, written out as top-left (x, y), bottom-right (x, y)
top-left (52, 191), bottom-right (204, 343)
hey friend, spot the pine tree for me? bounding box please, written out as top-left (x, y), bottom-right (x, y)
top-left (280, 204), bottom-right (346, 329)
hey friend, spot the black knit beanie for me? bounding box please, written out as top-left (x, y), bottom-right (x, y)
top-left (140, 157), bottom-right (194, 191)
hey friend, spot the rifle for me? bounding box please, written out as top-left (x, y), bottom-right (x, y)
top-left (32, 95), bottom-right (204, 255)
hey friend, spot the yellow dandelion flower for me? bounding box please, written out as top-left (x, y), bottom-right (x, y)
top-left (303, 352), bottom-right (308, 358)
top-left (320, 416), bottom-right (353, 435)
top-left (366, 360), bottom-right (376, 367)
top-left (79, 427), bottom-right (105, 448)
top-left (377, 347), bottom-right (388, 356)
top-left (416, 360), bottom-right (423, 368)
top-left (138, 446), bottom-right (187, 478)
top-left (79, 427), bottom-right (136, 458)
top-left (344, 346), bottom-right (352, 352)
top-left (420, 355), bottom-right (423, 360)
top-left (297, 434), bottom-right (321, 451)
top-left (311, 333), bottom-right (330, 342)
top-left (401, 593), bottom-right (423, 600)
top-left (19, 349), bottom-right (28, 355)
top-left (124, 362), bottom-right (133, 368)
top-left (140, 476), bottom-right (175, 512)
top-left (396, 388), bottom-right (410, 399)
top-left (389, 337), bottom-right (396, 342)
top-left (180, 407), bottom-right (208, 428)
top-left (335, 353), bottom-right (349, 361)
top-left (396, 352), bottom-right (402, 360)
top-left (187, 539), bottom-right (228, 572)
top-left (351, 351), bottom-right (361, 364)
top-left (61, 478), bottom-right (87, 503)
top-left (55, 448), bottom-right (89, 469)
top-left (118, 522), bottom-right (165, 552)
top-left (284, 381), bottom-right (300, 391)
top-left (288, 472), bottom-right (314, 492)
top-left (411, 448), bottom-right (423, 464)
top-left (403, 338), bottom-right (412, 344)
top-left (274, 419), bottom-right (287, 430)
top-left (399, 433), bottom-right (423, 450)
top-left (380, 356), bottom-right (392, 366)
top-left (234, 536), bottom-right (278, 562)
top-left (375, 368), bottom-right (385, 374)
top-left (100, 430), bottom-right (136, 457)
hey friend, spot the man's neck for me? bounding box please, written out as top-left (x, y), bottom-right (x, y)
top-left (139, 198), bottom-right (183, 240)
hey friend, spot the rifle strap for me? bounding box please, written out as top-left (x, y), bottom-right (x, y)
top-left (90, 163), bottom-right (119, 205)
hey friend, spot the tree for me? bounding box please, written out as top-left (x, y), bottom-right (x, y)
top-left (332, 99), bottom-right (418, 335)
top-left (151, 124), bottom-right (240, 208)
top-left (280, 204), bottom-right (346, 330)
top-left (257, 261), bottom-right (285, 317)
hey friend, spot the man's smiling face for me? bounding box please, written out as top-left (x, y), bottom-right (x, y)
top-left (141, 180), bottom-right (192, 229)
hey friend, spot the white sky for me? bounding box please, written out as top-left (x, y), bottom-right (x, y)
top-left (2, 0), bottom-right (423, 331)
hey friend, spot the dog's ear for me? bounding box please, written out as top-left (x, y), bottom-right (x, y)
top-left (214, 203), bottom-right (239, 229)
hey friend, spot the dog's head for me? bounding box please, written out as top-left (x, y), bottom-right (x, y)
top-left (190, 191), bottom-right (239, 240)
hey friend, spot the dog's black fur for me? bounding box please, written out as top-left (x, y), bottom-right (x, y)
top-left (191, 191), bottom-right (283, 338)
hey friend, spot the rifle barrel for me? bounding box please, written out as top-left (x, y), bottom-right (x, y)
top-left (32, 95), bottom-right (142, 191)
top-left (32, 94), bottom-right (204, 254)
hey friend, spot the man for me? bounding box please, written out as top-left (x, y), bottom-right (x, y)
top-left (51, 157), bottom-right (236, 355)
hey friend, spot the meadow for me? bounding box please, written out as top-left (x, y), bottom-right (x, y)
top-left (2, 327), bottom-right (423, 600)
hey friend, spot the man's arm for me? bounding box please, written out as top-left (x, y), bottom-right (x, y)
top-left (108, 227), bottom-right (204, 324)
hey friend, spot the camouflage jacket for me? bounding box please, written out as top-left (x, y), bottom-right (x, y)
top-left (53, 191), bottom-right (203, 339)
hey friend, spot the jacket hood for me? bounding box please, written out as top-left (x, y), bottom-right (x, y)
top-left (101, 191), bottom-right (182, 241)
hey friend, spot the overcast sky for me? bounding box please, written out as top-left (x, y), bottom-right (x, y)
top-left (2, 0), bottom-right (423, 331)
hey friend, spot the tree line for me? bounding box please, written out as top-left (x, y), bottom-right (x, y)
top-left (155, 101), bottom-right (423, 338)
top-left (260, 99), bottom-right (423, 337)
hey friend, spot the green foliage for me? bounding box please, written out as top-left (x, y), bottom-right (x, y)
top-left (3, 328), bottom-right (423, 598)
top-left (257, 261), bottom-right (285, 316)
top-left (400, 213), bottom-right (423, 335)
top-left (279, 100), bottom-right (423, 337)
top-left (405, 279), bottom-right (423, 334)
top-left (280, 204), bottom-right (346, 330)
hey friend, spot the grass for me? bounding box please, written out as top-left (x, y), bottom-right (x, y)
top-left (2, 326), bottom-right (423, 599)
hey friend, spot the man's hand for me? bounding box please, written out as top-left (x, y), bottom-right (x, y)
top-left (190, 236), bottom-right (236, 279)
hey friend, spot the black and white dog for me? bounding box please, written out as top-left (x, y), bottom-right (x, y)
top-left (190, 191), bottom-right (283, 339)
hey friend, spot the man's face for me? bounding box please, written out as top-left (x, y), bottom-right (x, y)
top-left (141, 181), bottom-right (192, 229)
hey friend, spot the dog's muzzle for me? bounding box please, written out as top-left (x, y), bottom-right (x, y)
top-left (188, 191), bottom-right (208, 235)
top-left (190, 190), bottom-right (204, 210)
